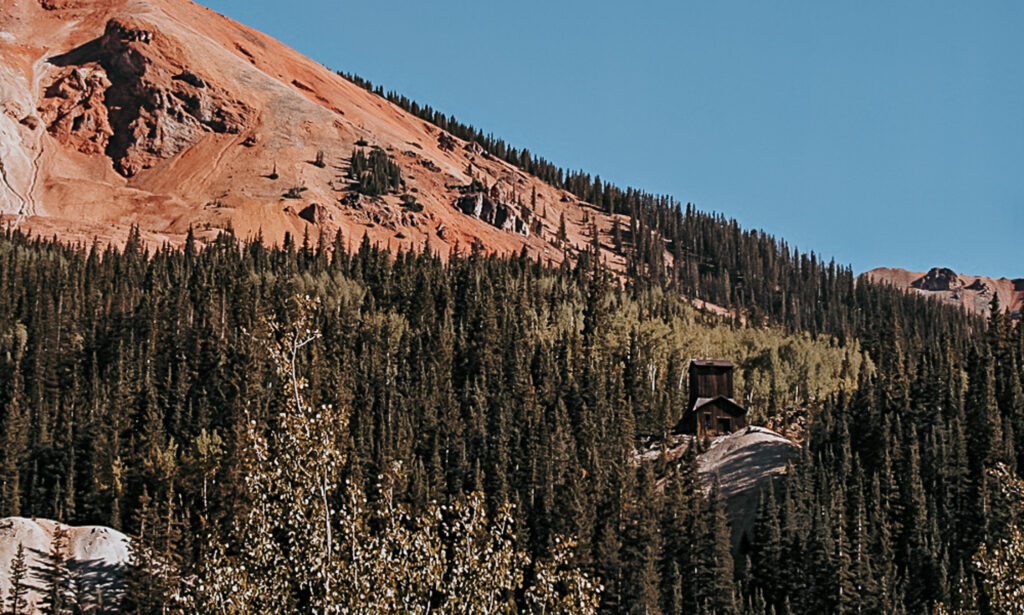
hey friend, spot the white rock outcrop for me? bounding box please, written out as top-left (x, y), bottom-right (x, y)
top-left (0, 517), bottom-right (130, 614)
top-left (698, 426), bottom-right (800, 546)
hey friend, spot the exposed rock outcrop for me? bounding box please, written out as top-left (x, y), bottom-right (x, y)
top-left (437, 132), bottom-right (456, 152)
top-left (0, 517), bottom-right (130, 614)
top-left (698, 427), bottom-right (800, 545)
top-left (297, 202), bottom-right (332, 225)
top-left (39, 0), bottom-right (88, 10)
top-left (910, 267), bottom-right (962, 292)
top-left (866, 267), bottom-right (1023, 319)
top-left (41, 67), bottom-right (114, 156)
top-left (41, 17), bottom-right (252, 176)
top-left (454, 180), bottom-right (530, 236)
top-left (965, 278), bottom-right (989, 292)
top-left (635, 426), bottom-right (800, 549)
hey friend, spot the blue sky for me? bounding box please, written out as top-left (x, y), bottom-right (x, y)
top-left (202, 0), bottom-right (1023, 277)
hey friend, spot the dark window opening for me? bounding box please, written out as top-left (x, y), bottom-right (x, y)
top-left (717, 418), bottom-right (732, 433)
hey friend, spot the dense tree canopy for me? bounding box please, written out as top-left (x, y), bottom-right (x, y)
top-left (0, 202), bottom-right (1019, 615)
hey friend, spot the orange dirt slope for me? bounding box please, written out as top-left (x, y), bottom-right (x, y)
top-left (0, 0), bottom-right (629, 268)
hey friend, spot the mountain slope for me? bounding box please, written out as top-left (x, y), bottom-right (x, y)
top-left (4, 0), bottom-right (987, 343)
top-left (865, 266), bottom-right (1023, 318)
top-left (0, 0), bottom-right (623, 266)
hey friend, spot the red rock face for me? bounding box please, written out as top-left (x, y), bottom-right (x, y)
top-left (41, 66), bottom-right (114, 156)
top-left (296, 202), bottom-right (332, 225)
top-left (866, 267), bottom-right (1024, 319)
top-left (41, 17), bottom-right (252, 177)
top-left (1, 0), bottom-right (637, 276)
top-left (39, 0), bottom-right (89, 9)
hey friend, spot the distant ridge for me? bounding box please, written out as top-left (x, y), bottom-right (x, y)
top-left (865, 266), bottom-right (1023, 318)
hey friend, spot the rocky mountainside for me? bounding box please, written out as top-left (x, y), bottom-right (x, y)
top-left (0, 0), bottom-right (625, 267)
top-left (0, 517), bottom-right (130, 614)
top-left (865, 267), bottom-right (1023, 319)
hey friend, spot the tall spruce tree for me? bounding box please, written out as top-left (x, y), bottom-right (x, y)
top-left (39, 525), bottom-right (74, 615)
top-left (6, 542), bottom-right (30, 615)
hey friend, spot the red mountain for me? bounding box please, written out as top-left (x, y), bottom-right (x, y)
top-left (0, 0), bottom-right (627, 269)
top-left (865, 267), bottom-right (1023, 319)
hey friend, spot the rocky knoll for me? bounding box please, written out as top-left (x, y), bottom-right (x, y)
top-left (635, 426), bottom-right (801, 549)
top-left (866, 267), bottom-right (1023, 319)
top-left (698, 427), bottom-right (800, 545)
top-left (41, 16), bottom-right (251, 177)
top-left (454, 178), bottom-right (531, 236)
top-left (0, 517), bottom-right (130, 614)
top-left (909, 267), bottom-right (963, 292)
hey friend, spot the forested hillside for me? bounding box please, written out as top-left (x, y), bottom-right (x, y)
top-left (1, 225), bottom-right (1021, 613)
top-left (342, 72), bottom-right (984, 340)
top-left (3, 0), bottom-right (1021, 612)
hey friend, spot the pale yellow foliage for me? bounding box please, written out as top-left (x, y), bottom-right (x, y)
top-left (936, 464), bottom-right (1024, 615)
top-left (973, 465), bottom-right (1024, 615)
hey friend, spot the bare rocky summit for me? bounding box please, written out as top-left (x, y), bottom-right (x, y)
top-left (909, 267), bottom-right (962, 292)
top-left (866, 267), bottom-right (1022, 319)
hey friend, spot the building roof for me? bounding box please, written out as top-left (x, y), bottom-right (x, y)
top-left (690, 396), bottom-right (746, 416)
top-left (691, 359), bottom-right (734, 368)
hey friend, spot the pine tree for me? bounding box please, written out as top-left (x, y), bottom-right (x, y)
top-left (40, 525), bottom-right (74, 615)
top-left (876, 313), bottom-right (911, 415)
top-left (661, 446), bottom-right (697, 614)
top-left (868, 471), bottom-right (896, 612)
top-left (803, 499), bottom-right (837, 614)
top-left (620, 465), bottom-right (663, 615)
top-left (0, 348), bottom-right (28, 517)
top-left (6, 542), bottom-right (30, 615)
top-left (122, 487), bottom-right (184, 615)
top-left (750, 484), bottom-right (785, 611)
top-left (348, 149), bottom-right (402, 196)
top-left (847, 465), bottom-right (879, 614)
top-left (966, 346), bottom-right (1004, 477)
top-left (661, 560), bottom-right (683, 615)
top-left (694, 487), bottom-right (737, 615)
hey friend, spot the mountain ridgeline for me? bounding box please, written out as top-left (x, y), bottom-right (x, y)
top-left (340, 72), bottom-right (980, 340)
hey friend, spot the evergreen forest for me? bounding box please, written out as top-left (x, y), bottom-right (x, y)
top-left (0, 65), bottom-right (1019, 615)
top-left (1, 215), bottom-right (1022, 613)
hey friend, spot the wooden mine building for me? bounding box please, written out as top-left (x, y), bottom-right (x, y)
top-left (673, 359), bottom-right (747, 438)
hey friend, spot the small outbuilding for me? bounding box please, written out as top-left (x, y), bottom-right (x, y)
top-left (673, 359), bottom-right (747, 438)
